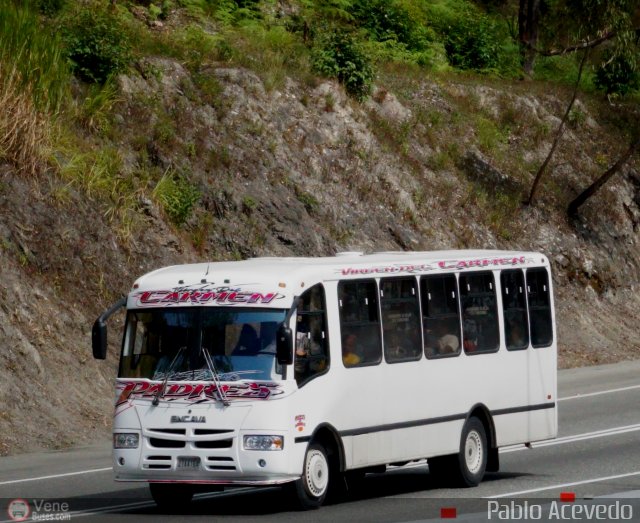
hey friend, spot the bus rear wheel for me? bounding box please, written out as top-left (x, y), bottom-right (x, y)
top-left (455, 417), bottom-right (487, 486)
top-left (428, 417), bottom-right (487, 487)
top-left (291, 443), bottom-right (330, 509)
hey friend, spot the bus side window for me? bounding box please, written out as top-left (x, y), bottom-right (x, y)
top-left (460, 272), bottom-right (499, 353)
top-left (421, 274), bottom-right (461, 358)
top-left (338, 280), bottom-right (382, 367)
top-left (294, 284), bottom-right (330, 385)
top-left (380, 277), bottom-right (422, 363)
top-left (526, 268), bottom-right (553, 348)
top-left (501, 270), bottom-right (530, 350)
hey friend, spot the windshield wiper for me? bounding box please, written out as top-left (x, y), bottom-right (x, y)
top-left (202, 347), bottom-right (230, 407)
top-left (152, 346), bottom-right (185, 406)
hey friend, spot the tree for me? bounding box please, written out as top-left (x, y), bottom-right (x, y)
top-left (526, 48), bottom-right (589, 205)
top-left (521, 0), bottom-right (639, 206)
top-left (518, 0), bottom-right (540, 76)
top-left (567, 133), bottom-right (640, 218)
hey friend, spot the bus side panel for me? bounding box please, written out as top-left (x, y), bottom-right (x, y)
top-left (528, 343), bottom-right (558, 441)
top-left (349, 422), bottom-right (464, 468)
top-left (527, 265), bottom-right (558, 442)
top-left (493, 412), bottom-right (529, 447)
top-left (484, 349), bottom-right (530, 447)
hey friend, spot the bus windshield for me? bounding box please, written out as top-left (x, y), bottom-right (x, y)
top-left (119, 308), bottom-right (286, 382)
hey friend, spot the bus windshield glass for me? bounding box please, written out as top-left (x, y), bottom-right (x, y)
top-left (119, 308), bottom-right (286, 382)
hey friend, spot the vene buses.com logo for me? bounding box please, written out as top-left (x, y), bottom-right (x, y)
top-left (7, 499), bottom-right (30, 522)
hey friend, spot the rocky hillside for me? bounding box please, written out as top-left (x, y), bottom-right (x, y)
top-left (0, 55), bottom-right (639, 456)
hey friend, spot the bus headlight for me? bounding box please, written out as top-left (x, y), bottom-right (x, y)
top-left (114, 433), bottom-right (139, 449)
top-left (243, 435), bottom-right (284, 451)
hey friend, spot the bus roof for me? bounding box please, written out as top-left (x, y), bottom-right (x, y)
top-left (127, 250), bottom-right (549, 310)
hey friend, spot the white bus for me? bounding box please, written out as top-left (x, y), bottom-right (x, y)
top-left (92, 250), bottom-right (557, 509)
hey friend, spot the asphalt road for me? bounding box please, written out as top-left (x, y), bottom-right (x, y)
top-left (1, 360), bottom-right (639, 522)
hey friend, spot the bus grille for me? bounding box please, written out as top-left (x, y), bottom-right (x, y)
top-left (149, 438), bottom-right (186, 448)
top-left (206, 456), bottom-right (236, 471)
top-left (143, 455), bottom-right (172, 469)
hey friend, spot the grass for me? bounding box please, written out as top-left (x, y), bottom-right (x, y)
top-left (224, 24), bottom-right (312, 91)
top-left (153, 169), bottom-right (201, 226)
top-left (76, 78), bottom-right (121, 133)
top-left (0, 65), bottom-right (51, 176)
top-left (0, 4), bottom-right (70, 176)
top-left (475, 115), bottom-right (508, 154)
top-left (53, 139), bottom-right (151, 240)
top-left (0, 4), bottom-right (69, 113)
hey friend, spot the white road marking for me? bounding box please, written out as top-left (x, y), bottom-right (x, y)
top-left (0, 467), bottom-right (111, 486)
top-left (559, 384), bottom-right (640, 401)
top-left (501, 423), bottom-right (640, 453)
top-left (488, 471), bottom-right (640, 498)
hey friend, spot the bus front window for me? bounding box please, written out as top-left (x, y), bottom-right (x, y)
top-left (119, 308), bottom-right (286, 382)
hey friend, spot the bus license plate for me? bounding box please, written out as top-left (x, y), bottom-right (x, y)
top-left (177, 457), bottom-right (201, 470)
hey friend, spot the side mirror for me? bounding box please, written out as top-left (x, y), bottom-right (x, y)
top-left (92, 320), bottom-right (108, 360)
top-left (91, 296), bottom-right (126, 361)
top-left (276, 324), bottom-right (293, 365)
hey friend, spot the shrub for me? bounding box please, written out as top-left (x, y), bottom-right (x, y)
top-left (176, 23), bottom-right (220, 70)
top-left (37, 0), bottom-right (66, 16)
top-left (351, 0), bottom-right (413, 46)
top-left (153, 170), bottom-right (201, 225)
top-left (212, 0), bottom-right (261, 25)
top-left (594, 50), bottom-right (639, 96)
top-left (442, 14), bottom-right (500, 71)
top-left (312, 29), bottom-right (374, 101)
top-left (425, 0), bottom-right (501, 71)
top-left (61, 7), bottom-right (132, 83)
top-left (350, 0), bottom-right (431, 51)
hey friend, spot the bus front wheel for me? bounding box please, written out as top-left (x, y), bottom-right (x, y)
top-left (291, 442), bottom-right (330, 509)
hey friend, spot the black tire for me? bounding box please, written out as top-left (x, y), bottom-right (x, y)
top-left (291, 443), bottom-right (330, 509)
top-left (427, 454), bottom-right (456, 484)
top-left (454, 417), bottom-right (487, 487)
top-left (149, 483), bottom-right (194, 510)
top-left (428, 417), bottom-right (487, 487)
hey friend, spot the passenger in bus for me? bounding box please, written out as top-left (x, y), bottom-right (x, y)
top-left (232, 324), bottom-right (260, 355)
top-left (507, 320), bottom-right (526, 348)
top-left (294, 331), bottom-right (311, 380)
top-left (342, 333), bottom-right (361, 366)
top-left (437, 333), bottom-right (459, 354)
top-left (425, 323), bottom-right (459, 356)
top-left (385, 330), bottom-right (405, 358)
top-left (260, 322), bottom-right (279, 354)
top-left (294, 329), bottom-right (327, 381)
top-left (462, 313), bottom-right (479, 352)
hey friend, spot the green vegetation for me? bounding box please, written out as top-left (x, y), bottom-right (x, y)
top-left (0, 3), bottom-right (70, 175)
top-left (0, 4), bottom-right (69, 113)
top-left (153, 169), bottom-right (201, 225)
top-left (594, 50), bottom-right (639, 96)
top-left (312, 29), bottom-right (374, 100)
top-left (60, 5), bottom-right (132, 84)
top-left (0, 0), bottom-right (637, 241)
top-left (10, 0), bottom-right (636, 101)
